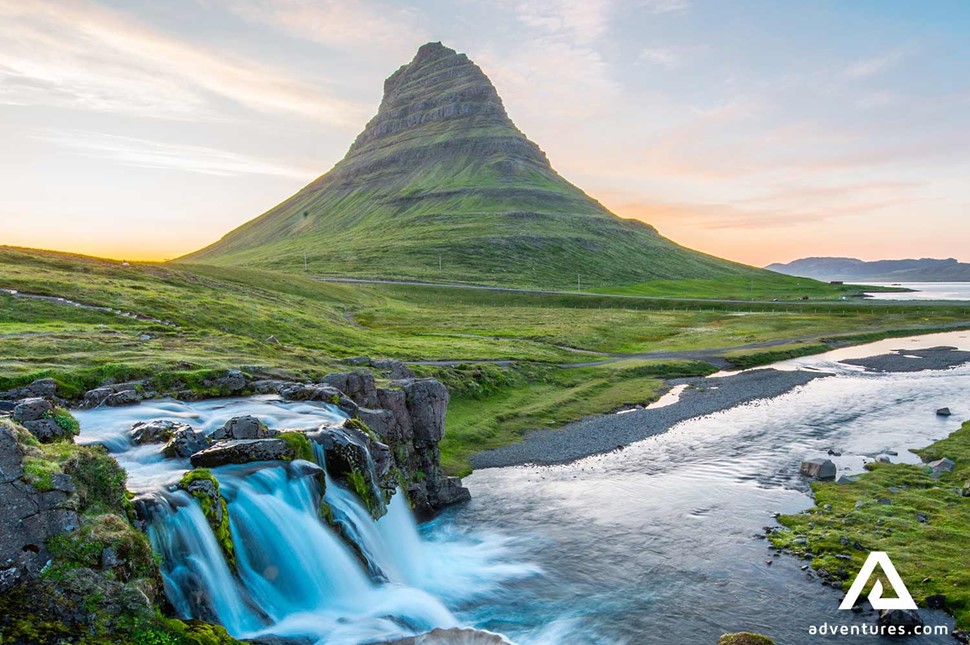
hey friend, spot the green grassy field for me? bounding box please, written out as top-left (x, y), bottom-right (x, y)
top-left (771, 422), bottom-right (970, 630)
top-left (3, 246), bottom-right (969, 473)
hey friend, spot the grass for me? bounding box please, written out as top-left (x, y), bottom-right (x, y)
top-left (437, 361), bottom-right (710, 474)
top-left (770, 421), bottom-right (970, 629)
top-left (590, 274), bottom-right (901, 301)
top-left (3, 246), bottom-right (969, 474)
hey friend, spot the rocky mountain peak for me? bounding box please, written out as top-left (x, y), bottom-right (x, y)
top-left (347, 42), bottom-right (516, 156)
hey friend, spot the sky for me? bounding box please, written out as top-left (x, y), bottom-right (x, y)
top-left (1, 0), bottom-right (968, 267)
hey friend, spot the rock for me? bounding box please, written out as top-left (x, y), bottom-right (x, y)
top-left (210, 415), bottom-right (275, 441)
top-left (215, 369), bottom-right (247, 393)
top-left (130, 419), bottom-right (188, 445)
top-left (876, 455), bottom-right (891, 463)
top-left (321, 371), bottom-right (380, 408)
top-left (430, 476), bottom-right (471, 507)
top-left (22, 418), bottom-right (69, 443)
top-left (717, 634), bottom-right (776, 645)
top-left (105, 388), bottom-right (140, 406)
top-left (926, 457), bottom-right (956, 478)
top-left (877, 608), bottom-right (924, 633)
top-left (26, 378), bottom-right (57, 398)
top-left (936, 407), bottom-right (952, 416)
top-left (12, 397), bottom-right (52, 423)
top-left (266, 335), bottom-right (281, 344)
top-left (162, 425), bottom-right (211, 459)
top-left (370, 359), bottom-right (416, 379)
top-left (0, 424), bottom-right (79, 583)
top-left (384, 627), bottom-right (515, 645)
top-left (837, 475), bottom-right (859, 484)
top-left (190, 439), bottom-right (295, 467)
top-left (400, 378), bottom-right (449, 445)
top-left (800, 458), bottom-right (836, 481)
top-left (279, 383), bottom-right (359, 415)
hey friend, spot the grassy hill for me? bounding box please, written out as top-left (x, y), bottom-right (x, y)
top-left (180, 42), bottom-right (764, 289)
top-left (5, 246), bottom-right (970, 473)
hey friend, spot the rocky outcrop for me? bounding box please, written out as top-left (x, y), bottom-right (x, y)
top-left (163, 424), bottom-right (211, 459)
top-left (81, 383), bottom-right (145, 408)
top-left (210, 415), bottom-right (275, 441)
top-left (190, 438), bottom-right (297, 468)
top-left (0, 422), bottom-right (79, 589)
top-left (131, 419), bottom-right (190, 445)
top-left (0, 420), bottom-right (167, 643)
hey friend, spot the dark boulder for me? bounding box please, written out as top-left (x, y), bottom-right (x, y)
top-left (877, 608), bottom-right (924, 634)
top-left (162, 425), bottom-right (211, 459)
top-left (936, 407), bottom-right (952, 417)
top-left (800, 458), bottom-right (837, 481)
top-left (371, 359), bottom-right (415, 379)
top-left (12, 397), bottom-right (52, 423)
top-left (210, 415), bottom-right (275, 441)
top-left (190, 439), bottom-right (295, 467)
top-left (130, 419), bottom-right (190, 445)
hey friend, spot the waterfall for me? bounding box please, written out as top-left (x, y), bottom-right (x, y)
top-left (144, 460), bottom-right (458, 644)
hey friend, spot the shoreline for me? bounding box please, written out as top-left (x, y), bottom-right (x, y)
top-left (469, 345), bottom-right (970, 470)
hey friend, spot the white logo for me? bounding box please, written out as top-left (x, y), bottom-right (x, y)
top-left (839, 551), bottom-right (917, 611)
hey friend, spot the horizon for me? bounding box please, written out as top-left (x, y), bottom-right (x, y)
top-left (2, 1), bottom-right (969, 266)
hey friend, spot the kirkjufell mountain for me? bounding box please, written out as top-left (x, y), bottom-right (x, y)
top-left (181, 42), bottom-right (760, 288)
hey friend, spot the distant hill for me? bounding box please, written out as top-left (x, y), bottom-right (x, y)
top-left (766, 257), bottom-right (970, 282)
top-left (179, 42), bottom-right (767, 290)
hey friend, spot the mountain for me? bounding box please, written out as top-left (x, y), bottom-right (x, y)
top-left (766, 257), bottom-right (970, 282)
top-left (181, 42), bottom-right (762, 289)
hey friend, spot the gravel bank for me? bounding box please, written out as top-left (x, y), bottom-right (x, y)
top-left (470, 368), bottom-right (830, 469)
top-left (841, 345), bottom-right (970, 372)
top-left (471, 345), bottom-right (970, 469)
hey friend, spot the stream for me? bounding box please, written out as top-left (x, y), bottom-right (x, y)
top-left (73, 331), bottom-right (970, 644)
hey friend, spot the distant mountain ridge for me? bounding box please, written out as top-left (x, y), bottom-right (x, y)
top-left (766, 257), bottom-right (970, 282)
top-left (179, 42), bottom-right (765, 289)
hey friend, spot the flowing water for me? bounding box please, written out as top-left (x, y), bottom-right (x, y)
top-left (73, 332), bottom-right (970, 644)
top-left (863, 282), bottom-right (970, 301)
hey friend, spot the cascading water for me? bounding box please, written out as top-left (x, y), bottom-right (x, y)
top-left (144, 460), bottom-right (460, 644)
top-left (77, 396), bottom-right (538, 645)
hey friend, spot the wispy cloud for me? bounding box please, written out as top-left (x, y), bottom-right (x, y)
top-left (220, 0), bottom-right (428, 55)
top-left (844, 48), bottom-right (911, 79)
top-left (33, 129), bottom-right (318, 179)
top-left (0, 0), bottom-right (367, 125)
top-left (639, 47), bottom-right (682, 68)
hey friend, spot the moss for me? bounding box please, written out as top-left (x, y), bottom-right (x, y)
top-left (278, 431), bottom-right (314, 462)
top-left (51, 406), bottom-right (80, 438)
top-left (345, 416), bottom-right (379, 442)
top-left (179, 470), bottom-right (236, 571)
top-left (318, 500), bottom-right (335, 526)
top-left (22, 455), bottom-right (61, 491)
top-left (771, 421), bottom-right (970, 629)
top-left (718, 634), bottom-right (775, 645)
top-left (330, 393), bottom-right (341, 405)
top-left (130, 617), bottom-right (243, 645)
top-left (346, 469), bottom-right (378, 517)
top-left (45, 513), bottom-right (157, 582)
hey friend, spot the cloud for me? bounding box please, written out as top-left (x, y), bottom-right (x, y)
top-left (605, 180), bottom-right (917, 231)
top-left (0, 0), bottom-right (368, 125)
top-left (844, 48), bottom-right (910, 79)
top-left (639, 47), bottom-right (681, 68)
top-left (640, 0), bottom-right (690, 15)
top-left (220, 0), bottom-right (428, 55)
top-left (33, 129), bottom-right (318, 179)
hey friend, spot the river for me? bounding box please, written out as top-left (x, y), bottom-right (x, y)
top-left (863, 282), bottom-right (970, 301)
top-left (72, 331), bottom-right (970, 644)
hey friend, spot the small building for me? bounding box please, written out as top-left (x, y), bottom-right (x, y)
top-left (829, 280), bottom-right (844, 285)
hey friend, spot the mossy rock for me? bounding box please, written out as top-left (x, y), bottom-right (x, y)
top-left (718, 633), bottom-right (776, 645)
top-left (179, 469), bottom-right (236, 570)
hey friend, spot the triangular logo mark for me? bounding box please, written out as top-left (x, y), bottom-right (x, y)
top-left (839, 551), bottom-right (917, 610)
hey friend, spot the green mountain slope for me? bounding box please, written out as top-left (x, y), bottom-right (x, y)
top-left (181, 42), bottom-right (762, 289)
